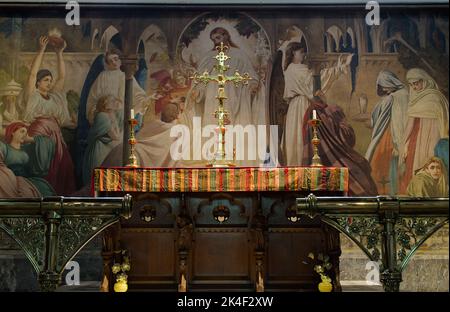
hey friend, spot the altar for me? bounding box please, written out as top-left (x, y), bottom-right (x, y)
top-left (94, 166), bottom-right (348, 292)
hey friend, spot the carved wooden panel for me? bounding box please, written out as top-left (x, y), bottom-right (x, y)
top-left (189, 228), bottom-right (253, 290)
top-left (121, 228), bottom-right (177, 290)
top-left (101, 191), bottom-right (343, 291)
top-left (266, 228), bottom-right (325, 290)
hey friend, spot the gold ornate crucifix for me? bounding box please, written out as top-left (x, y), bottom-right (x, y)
top-left (191, 42), bottom-right (252, 167)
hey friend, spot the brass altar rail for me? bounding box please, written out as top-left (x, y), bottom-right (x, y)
top-left (296, 195), bottom-right (449, 292)
top-left (0, 195), bottom-right (132, 291)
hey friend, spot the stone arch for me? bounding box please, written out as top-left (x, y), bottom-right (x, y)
top-left (100, 25), bottom-right (121, 52)
top-left (135, 24), bottom-right (170, 92)
top-left (381, 16), bottom-right (420, 53)
top-left (281, 25), bottom-right (309, 53)
top-left (346, 27), bottom-right (356, 49)
top-left (325, 25), bottom-right (344, 52)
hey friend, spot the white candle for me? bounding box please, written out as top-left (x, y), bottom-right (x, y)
top-left (313, 109), bottom-right (317, 120)
top-left (130, 109), bottom-right (135, 118)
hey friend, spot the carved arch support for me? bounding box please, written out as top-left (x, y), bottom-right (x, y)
top-left (296, 194), bottom-right (449, 292)
top-left (0, 196), bottom-right (132, 291)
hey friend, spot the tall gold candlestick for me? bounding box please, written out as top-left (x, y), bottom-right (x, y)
top-left (127, 117), bottom-right (138, 167)
top-left (308, 117), bottom-right (323, 167)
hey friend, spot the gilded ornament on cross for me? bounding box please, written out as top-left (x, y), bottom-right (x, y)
top-left (191, 42), bottom-right (252, 167)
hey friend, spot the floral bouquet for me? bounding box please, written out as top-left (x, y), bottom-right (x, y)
top-left (303, 252), bottom-right (333, 292)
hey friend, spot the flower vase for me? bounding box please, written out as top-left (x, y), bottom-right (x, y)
top-left (114, 273), bottom-right (128, 292)
top-left (318, 274), bottom-right (333, 292)
top-left (114, 279), bottom-right (128, 292)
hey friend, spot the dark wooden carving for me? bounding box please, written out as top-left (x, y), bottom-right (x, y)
top-left (100, 191), bottom-right (343, 291)
top-left (176, 206), bottom-right (193, 291)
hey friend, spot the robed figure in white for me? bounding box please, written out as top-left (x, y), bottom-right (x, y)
top-left (280, 41), bottom-right (353, 166)
top-left (86, 50), bottom-right (153, 126)
top-left (185, 27), bottom-right (266, 165)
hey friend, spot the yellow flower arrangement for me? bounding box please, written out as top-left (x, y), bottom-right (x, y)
top-left (305, 252), bottom-right (333, 292)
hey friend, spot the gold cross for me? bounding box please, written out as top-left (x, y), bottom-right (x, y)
top-left (191, 42), bottom-right (252, 102)
top-left (189, 41), bottom-right (253, 167)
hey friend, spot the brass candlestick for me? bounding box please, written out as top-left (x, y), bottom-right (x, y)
top-left (127, 117), bottom-right (138, 167)
top-left (191, 42), bottom-right (251, 167)
top-left (211, 93), bottom-right (233, 167)
top-left (308, 118), bottom-right (323, 167)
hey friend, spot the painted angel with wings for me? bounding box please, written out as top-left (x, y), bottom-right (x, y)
top-left (269, 34), bottom-right (353, 166)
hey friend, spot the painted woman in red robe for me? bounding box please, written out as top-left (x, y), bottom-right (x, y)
top-left (21, 35), bottom-right (76, 195)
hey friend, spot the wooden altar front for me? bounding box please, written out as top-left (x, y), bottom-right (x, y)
top-left (94, 166), bottom-right (348, 292)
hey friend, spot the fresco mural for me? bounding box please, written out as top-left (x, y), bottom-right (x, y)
top-left (0, 8), bottom-right (448, 197)
top-left (177, 13), bottom-right (271, 131)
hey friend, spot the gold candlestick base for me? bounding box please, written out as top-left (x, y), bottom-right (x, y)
top-left (127, 118), bottom-right (139, 167)
top-left (207, 158), bottom-right (237, 168)
top-left (308, 118), bottom-right (323, 167)
top-left (127, 153), bottom-right (138, 168)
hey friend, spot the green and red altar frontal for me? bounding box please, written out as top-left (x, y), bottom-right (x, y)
top-left (94, 166), bottom-right (348, 193)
